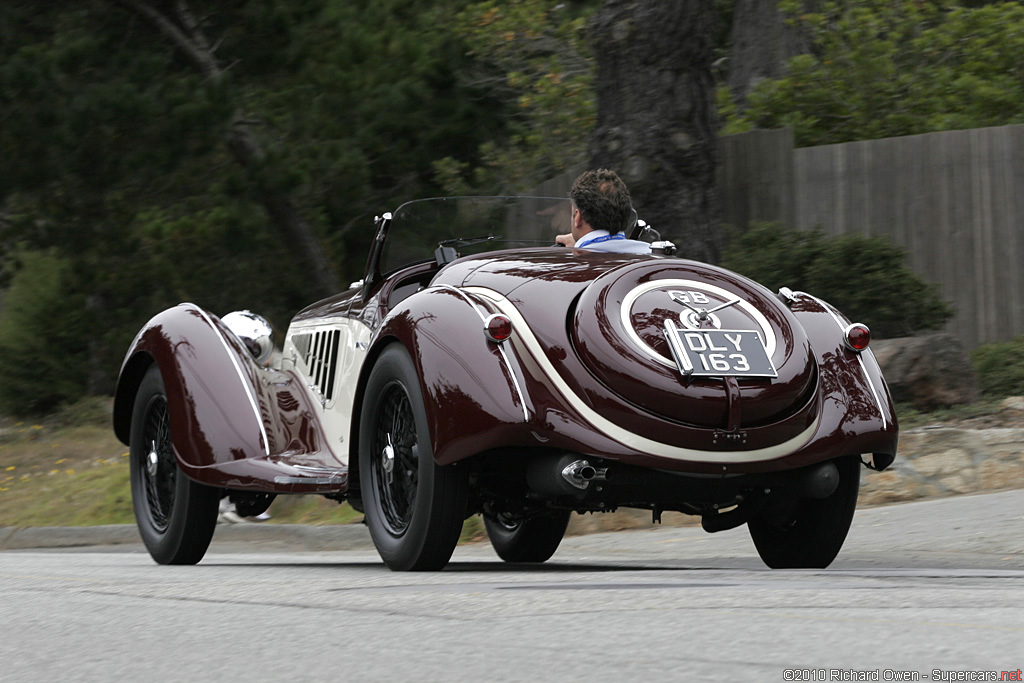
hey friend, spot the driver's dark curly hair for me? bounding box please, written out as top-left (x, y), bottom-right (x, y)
top-left (569, 169), bottom-right (632, 234)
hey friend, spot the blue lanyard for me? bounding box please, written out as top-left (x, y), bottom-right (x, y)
top-left (577, 233), bottom-right (626, 248)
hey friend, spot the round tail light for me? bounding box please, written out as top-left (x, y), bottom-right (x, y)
top-left (484, 314), bottom-right (513, 343)
top-left (844, 323), bottom-right (871, 352)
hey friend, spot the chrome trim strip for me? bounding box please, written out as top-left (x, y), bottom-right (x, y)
top-left (291, 464), bottom-right (347, 475)
top-left (497, 344), bottom-right (530, 422)
top-left (273, 475), bottom-right (345, 485)
top-left (795, 292), bottom-right (887, 429)
top-left (464, 287), bottom-right (819, 464)
top-left (797, 291), bottom-right (848, 332)
top-left (858, 350), bottom-right (887, 429)
top-left (620, 279), bottom-right (777, 367)
top-left (428, 285), bottom-right (529, 422)
top-left (189, 304), bottom-right (271, 456)
top-left (431, 283), bottom-right (486, 315)
top-left (663, 319), bottom-right (694, 376)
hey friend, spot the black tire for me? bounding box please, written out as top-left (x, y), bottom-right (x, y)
top-left (484, 510), bottom-right (571, 563)
top-left (129, 365), bottom-right (220, 565)
top-left (747, 456), bottom-right (861, 569)
top-left (358, 345), bottom-right (468, 571)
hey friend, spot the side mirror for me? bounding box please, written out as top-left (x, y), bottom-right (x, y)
top-left (633, 220), bottom-right (676, 255)
top-left (635, 220), bottom-right (662, 243)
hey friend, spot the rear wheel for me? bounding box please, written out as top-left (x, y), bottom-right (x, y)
top-left (747, 456), bottom-right (860, 569)
top-left (129, 365), bottom-right (220, 565)
top-left (484, 510), bottom-right (571, 563)
top-left (359, 345), bottom-right (468, 571)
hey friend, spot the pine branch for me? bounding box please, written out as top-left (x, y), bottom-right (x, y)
top-left (112, 0), bottom-right (222, 80)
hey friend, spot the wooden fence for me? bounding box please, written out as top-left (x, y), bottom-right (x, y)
top-left (719, 125), bottom-right (1024, 349)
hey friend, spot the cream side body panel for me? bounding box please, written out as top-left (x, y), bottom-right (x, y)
top-left (282, 317), bottom-right (371, 467)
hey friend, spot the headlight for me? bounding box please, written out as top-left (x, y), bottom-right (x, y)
top-left (222, 310), bottom-right (275, 366)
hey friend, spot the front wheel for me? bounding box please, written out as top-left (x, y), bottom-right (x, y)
top-left (129, 365), bottom-right (220, 565)
top-left (359, 345), bottom-right (468, 571)
top-left (484, 510), bottom-right (571, 563)
top-left (747, 456), bottom-right (861, 569)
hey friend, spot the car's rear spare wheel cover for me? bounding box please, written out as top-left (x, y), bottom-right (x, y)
top-left (570, 261), bottom-right (814, 428)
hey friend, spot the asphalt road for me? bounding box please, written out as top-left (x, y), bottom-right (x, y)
top-left (2, 490), bottom-right (1023, 682)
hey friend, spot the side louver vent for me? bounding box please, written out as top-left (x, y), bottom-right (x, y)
top-left (293, 330), bottom-right (341, 402)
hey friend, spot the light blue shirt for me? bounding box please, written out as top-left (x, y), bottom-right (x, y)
top-left (576, 230), bottom-right (652, 255)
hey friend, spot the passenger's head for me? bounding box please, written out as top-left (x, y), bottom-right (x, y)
top-left (569, 169), bottom-right (632, 235)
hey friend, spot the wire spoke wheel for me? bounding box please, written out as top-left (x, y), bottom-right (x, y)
top-left (372, 382), bottom-right (420, 535)
top-left (140, 396), bottom-right (175, 532)
top-left (359, 345), bottom-right (468, 571)
top-left (129, 365), bottom-right (219, 565)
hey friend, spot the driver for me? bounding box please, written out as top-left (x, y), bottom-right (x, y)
top-left (555, 169), bottom-right (652, 254)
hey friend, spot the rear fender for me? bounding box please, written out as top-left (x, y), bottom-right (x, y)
top-left (354, 286), bottom-right (529, 467)
top-left (790, 292), bottom-right (898, 469)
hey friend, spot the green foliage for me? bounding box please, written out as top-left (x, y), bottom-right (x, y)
top-left (49, 397), bottom-right (112, 429)
top-left (721, 1), bottom-right (1024, 146)
top-left (970, 336), bottom-right (1024, 398)
top-left (721, 223), bottom-right (953, 338)
top-left (1, 0), bottom-right (513, 400)
top-left (0, 251), bottom-right (88, 415)
top-left (433, 0), bottom-right (598, 193)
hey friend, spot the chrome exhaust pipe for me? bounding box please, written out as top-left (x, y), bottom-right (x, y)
top-left (561, 459), bottom-right (608, 490)
top-left (526, 454), bottom-right (609, 498)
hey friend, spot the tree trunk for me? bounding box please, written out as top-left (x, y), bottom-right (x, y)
top-left (727, 0), bottom-right (814, 110)
top-left (114, 0), bottom-right (339, 295)
top-left (588, 0), bottom-right (721, 263)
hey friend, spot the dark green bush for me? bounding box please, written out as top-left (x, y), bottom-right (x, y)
top-left (0, 251), bottom-right (89, 415)
top-left (49, 396), bottom-right (113, 428)
top-left (720, 223), bottom-right (953, 338)
top-left (970, 336), bottom-right (1024, 398)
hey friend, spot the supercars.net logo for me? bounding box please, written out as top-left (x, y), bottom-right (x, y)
top-left (783, 669), bottom-right (1023, 682)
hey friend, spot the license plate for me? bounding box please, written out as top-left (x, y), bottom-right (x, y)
top-left (663, 322), bottom-right (777, 378)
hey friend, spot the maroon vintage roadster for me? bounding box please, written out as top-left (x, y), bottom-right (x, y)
top-left (113, 196), bottom-right (897, 570)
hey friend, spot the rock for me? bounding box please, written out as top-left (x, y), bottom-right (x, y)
top-left (977, 457), bottom-right (1024, 491)
top-left (871, 333), bottom-right (980, 409)
top-left (999, 396), bottom-right (1024, 413)
top-left (910, 447), bottom-right (970, 477)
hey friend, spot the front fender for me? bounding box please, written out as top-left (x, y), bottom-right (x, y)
top-left (357, 286), bottom-right (529, 466)
top-left (113, 304), bottom-right (271, 472)
top-left (790, 292), bottom-right (899, 470)
top-left (114, 304), bottom-right (349, 493)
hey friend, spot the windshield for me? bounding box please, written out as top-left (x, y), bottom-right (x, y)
top-left (379, 196), bottom-right (571, 275)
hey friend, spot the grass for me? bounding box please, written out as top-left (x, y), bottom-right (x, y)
top-left (0, 422), bottom-right (133, 527)
top-left (0, 401), bottom-right (363, 529)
